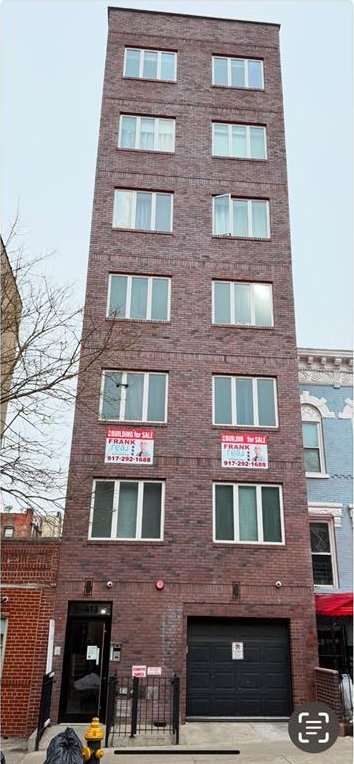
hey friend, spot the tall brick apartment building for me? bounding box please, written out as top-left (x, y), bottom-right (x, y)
top-left (52, 8), bottom-right (319, 724)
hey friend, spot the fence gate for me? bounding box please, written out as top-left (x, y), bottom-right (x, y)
top-left (35, 672), bottom-right (55, 751)
top-left (105, 674), bottom-right (180, 746)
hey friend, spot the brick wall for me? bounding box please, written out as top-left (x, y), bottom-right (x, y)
top-left (1, 540), bottom-right (60, 736)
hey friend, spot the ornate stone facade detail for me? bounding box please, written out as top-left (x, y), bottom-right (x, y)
top-left (338, 398), bottom-right (353, 420)
top-left (308, 503), bottom-right (343, 528)
top-left (300, 391), bottom-right (335, 418)
top-left (298, 349), bottom-right (353, 388)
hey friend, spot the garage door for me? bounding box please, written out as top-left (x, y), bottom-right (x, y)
top-left (187, 618), bottom-right (292, 718)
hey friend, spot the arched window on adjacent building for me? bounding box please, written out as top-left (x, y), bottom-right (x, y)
top-left (301, 405), bottom-right (326, 476)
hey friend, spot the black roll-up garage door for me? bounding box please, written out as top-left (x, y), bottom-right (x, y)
top-left (187, 617), bottom-right (292, 718)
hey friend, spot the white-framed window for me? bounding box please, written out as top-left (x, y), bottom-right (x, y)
top-left (0, 617), bottom-right (8, 676)
top-left (310, 520), bottom-right (337, 587)
top-left (100, 370), bottom-right (168, 423)
top-left (108, 274), bottom-right (171, 321)
top-left (301, 406), bottom-right (326, 476)
top-left (213, 195), bottom-right (270, 238)
top-left (213, 375), bottom-right (277, 427)
top-left (118, 116), bottom-right (175, 153)
top-left (89, 479), bottom-right (164, 540)
top-left (113, 190), bottom-right (173, 233)
top-left (212, 281), bottom-right (273, 327)
top-left (3, 526), bottom-right (14, 538)
top-left (124, 48), bottom-right (177, 81)
top-left (212, 56), bottom-right (264, 89)
top-left (212, 123), bottom-right (267, 160)
top-left (213, 483), bottom-right (284, 544)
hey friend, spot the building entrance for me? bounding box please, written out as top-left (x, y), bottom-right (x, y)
top-left (59, 602), bottom-right (111, 722)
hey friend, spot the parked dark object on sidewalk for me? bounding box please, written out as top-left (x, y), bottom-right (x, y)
top-left (1, 750), bottom-right (6, 764)
top-left (43, 728), bottom-right (82, 764)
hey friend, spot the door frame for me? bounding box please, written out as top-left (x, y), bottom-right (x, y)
top-left (59, 601), bottom-right (112, 723)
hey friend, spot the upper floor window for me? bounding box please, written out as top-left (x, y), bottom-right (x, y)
top-left (301, 406), bottom-right (326, 476)
top-left (213, 375), bottom-right (277, 427)
top-left (90, 480), bottom-right (164, 540)
top-left (212, 56), bottom-right (264, 89)
top-left (124, 48), bottom-right (177, 81)
top-left (212, 123), bottom-right (267, 160)
top-left (119, 116), bottom-right (175, 153)
top-left (108, 274), bottom-right (171, 322)
top-left (212, 281), bottom-right (273, 327)
top-left (113, 190), bottom-right (173, 233)
top-left (213, 483), bottom-right (284, 544)
top-left (3, 527), bottom-right (14, 538)
top-left (213, 196), bottom-right (270, 238)
top-left (310, 521), bottom-right (336, 586)
top-left (100, 370), bottom-right (168, 423)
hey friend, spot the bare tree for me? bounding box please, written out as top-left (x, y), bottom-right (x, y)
top-left (1, 228), bottom-right (134, 513)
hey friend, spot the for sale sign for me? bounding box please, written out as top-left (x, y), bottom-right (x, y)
top-left (105, 429), bottom-right (154, 465)
top-left (221, 433), bottom-right (268, 469)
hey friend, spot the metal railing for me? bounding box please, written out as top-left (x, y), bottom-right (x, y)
top-left (105, 673), bottom-right (180, 746)
top-left (34, 671), bottom-right (55, 751)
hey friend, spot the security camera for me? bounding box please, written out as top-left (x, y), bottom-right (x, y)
top-left (106, 580), bottom-right (113, 588)
top-left (275, 581), bottom-right (282, 588)
top-left (1, 596), bottom-right (9, 604)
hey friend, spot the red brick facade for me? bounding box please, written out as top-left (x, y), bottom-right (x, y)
top-left (52, 8), bottom-right (318, 722)
top-left (1, 540), bottom-right (60, 736)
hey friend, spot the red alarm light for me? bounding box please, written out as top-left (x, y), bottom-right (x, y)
top-left (155, 580), bottom-right (165, 590)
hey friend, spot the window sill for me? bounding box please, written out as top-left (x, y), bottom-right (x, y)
top-left (213, 540), bottom-right (285, 547)
top-left (212, 322), bottom-right (274, 330)
top-left (106, 317), bottom-right (171, 324)
top-left (212, 234), bottom-right (271, 241)
top-left (212, 155), bottom-right (267, 163)
top-left (306, 473), bottom-right (330, 479)
top-left (87, 538), bottom-right (165, 544)
top-left (117, 147), bottom-right (175, 156)
top-left (212, 84), bottom-right (264, 92)
top-left (98, 418), bottom-right (168, 426)
top-left (212, 424), bottom-right (279, 430)
top-left (123, 76), bottom-right (176, 84)
top-left (112, 227), bottom-right (173, 235)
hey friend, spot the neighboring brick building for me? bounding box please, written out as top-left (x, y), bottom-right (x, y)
top-left (0, 540), bottom-right (60, 736)
top-left (52, 8), bottom-right (318, 724)
top-left (298, 348), bottom-right (353, 675)
top-left (0, 236), bottom-right (22, 440)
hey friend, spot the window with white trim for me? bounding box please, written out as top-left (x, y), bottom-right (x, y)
top-left (213, 483), bottom-right (284, 543)
top-left (213, 375), bottom-right (277, 427)
top-left (124, 48), bottom-right (177, 81)
top-left (301, 406), bottom-right (326, 476)
top-left (310, 521), bottom-right (336, 586)
top-left (212, 123), bottom-right (267, 160)
top-left (0, 617), bottom-right (8, 676)
top-left (119, 116), bottom-right (175, 153)
top-left (3, 526), bottom-right (14, 538)
top-left (213, 196), bottom-right (270, 238)
top-left (108, 275), bottom-right (171, 321)
top-left (100, 371), bottom-right (168, 423)
top-left (113, 190), bottom-right (173, 233)
top-left (90, 480), bottom-right (164, 540)
top-left (212, 281), bottom-right (273, 327)
top-left (212, 56), bottom-right (264, 89)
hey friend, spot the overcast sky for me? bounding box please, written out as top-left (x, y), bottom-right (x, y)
top-left (2, 0), bottom-right (353, 352)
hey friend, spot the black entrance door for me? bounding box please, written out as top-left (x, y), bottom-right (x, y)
top-left (187, 617), bottom-right (292, 718)
top-left (59, 602), bottom-right (111, 722)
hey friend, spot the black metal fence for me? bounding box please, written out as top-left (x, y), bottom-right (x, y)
top-left (105, 674), bottom-right (180, 746)
top-left (35, 672), bottom-right (55, 751)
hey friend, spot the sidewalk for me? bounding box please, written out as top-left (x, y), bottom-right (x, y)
top-left (2, 722), bottom-right (352, 764)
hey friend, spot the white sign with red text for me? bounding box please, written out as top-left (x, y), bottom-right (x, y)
top-left (105, 429), bottom-right (154, 465)
top-left (132, 665), bottom-right (147, 678)
top-left (221, 433), bottom-right (268, 469)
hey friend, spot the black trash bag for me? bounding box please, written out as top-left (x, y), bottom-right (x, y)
top-left (44, 728), bottom-right (82, 764)
top-left (1, 751), bottom-right (6, 764)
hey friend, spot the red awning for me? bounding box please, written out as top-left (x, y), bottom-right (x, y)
top-left (315, 593), bottom-right (353, 617)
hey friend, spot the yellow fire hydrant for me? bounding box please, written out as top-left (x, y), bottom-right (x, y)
top-left (82, 717), bottom-right (105, 762)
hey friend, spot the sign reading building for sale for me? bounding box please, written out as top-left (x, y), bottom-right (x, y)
top-left (221, 432), bottom-right (268, 469)
top-left (105, 429), bottom-right (154, 465)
